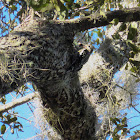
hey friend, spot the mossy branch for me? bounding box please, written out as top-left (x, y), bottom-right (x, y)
top-left (57, 7), bottom-right (140, 32)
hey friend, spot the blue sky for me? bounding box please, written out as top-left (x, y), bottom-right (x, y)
top-left (0, 2), bottom-right (140, 140)
top-left (0, 2), bottom-right (39, 139)
top-left (0, 84), bottom-right (39, 140)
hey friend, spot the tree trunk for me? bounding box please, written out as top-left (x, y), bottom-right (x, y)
top-left (0, 18), bottom-right (97, 140)
top-left (0, 8), bottom-right (140, 139)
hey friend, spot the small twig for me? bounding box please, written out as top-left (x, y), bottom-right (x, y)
top-left (24, 133), bottom-right (43, 140)
top-left (128, 115), bottom-right (140, 120)
top-left (15, 114), bottom-right (33, 123)
top-left (129, 124), bottom-right (140, 130)
top-left (116, 84), bottom-right (136, 95)
top-left (27, 102), bottom-right (34, 114)
top-left (131, 105), bottom-right (140, 114)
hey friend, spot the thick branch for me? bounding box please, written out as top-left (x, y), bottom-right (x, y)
top-left (0, 93), bottom-right (36, 113)
top-left (59, 7), bottom-right (140, 32)
top-left (0, 9), bottom-right (139, 139)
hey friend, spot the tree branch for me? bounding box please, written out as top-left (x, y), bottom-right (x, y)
top-left (0, 7), bottom-right (139, 139)
top-left (0, 93), bottom-right (36, 113)
top-left (60, 7), bottom-right (140, 32)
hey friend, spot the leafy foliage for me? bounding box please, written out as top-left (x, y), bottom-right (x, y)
top-left (110, 117), bottom-right (130, 139)
top-left (0, 84), bottom-right (30, 138)
top-left (0, 100), bottom-right (23, 137)
top-left (0, 0), bottom-right (140, 139)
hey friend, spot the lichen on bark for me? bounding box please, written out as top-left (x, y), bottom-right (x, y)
top-left (0, 18), bottom-right (97, 140)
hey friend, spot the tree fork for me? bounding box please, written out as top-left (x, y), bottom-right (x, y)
top-left (0, 7), bottom-right (140, 140)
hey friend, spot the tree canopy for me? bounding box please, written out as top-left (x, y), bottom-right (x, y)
top-left (0, 0), bottom-right (140, 139)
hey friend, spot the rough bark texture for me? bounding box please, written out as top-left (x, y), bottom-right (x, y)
top-left (0, 7), bottom-right (140, 140)
top-left (59, 7), bottom-right (140, 32)
top-left (0, 18), bottom-right (97, 140)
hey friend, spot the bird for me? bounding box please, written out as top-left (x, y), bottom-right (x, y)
top-left (69, 43), bottom-right (94, 71)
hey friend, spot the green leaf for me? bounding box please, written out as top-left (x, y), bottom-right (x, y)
top-left (74, 3), bottom-right (80, 8)
top-left (127, 41), bottom-right (139, 53)
top-left (16, 122), bottom-right (23, 129)
top-left (1, 97), bottom-right (6, 104)
top-left (129, 58), bottom-right (140, 66)
top-left (100, 11), bottom-right (106, 18)
top-left (55, 4), bottom-right (61, 12)
top-left (0, 113), bottom-right (3, 118)
top-left (30, 0), bottom-right (51, 11)
top-left (113, 136), bottom-right (120, 140)
top-left (6, 0), bottom-right (12, 2)
top-left (10, 5), bottom-right (17, 11)
top-left (97, 30), bottom-right (103, 38)
top-left (125, 63), bottom-right (129, 70)
top-left (18, 128), bottom-right (24, 132)
top-left (110, 18), bottom-right (119, 25)
top-left (86, 1), bottom-right (93, 5)
top-left (115, 118), bottom-right (121, 123)
top-left (135, 78), bottom-right (140, 83)
top-left (1, 124), bottom-right (6, 134)
top-left (11, 117), bottom-right (17, 122)
top-left (110, 118), bottom-right (118, 125)
top-left (112, 33), bottom-right (120, 39)
top-left (121, 117), bottom-right (127, 124)
top-left (122, 128), bottom-right (127, 133)
top-left (118, 3), bottom-right (123, 9)
top-left (113, 127), bottom-right (119, 134)
top-left (130, 66), bottom-right (138, 73)
top-left (96, 38), bottom-right (100, 45)
top-left (6, 114), bottom-right (11, 121)
top-left (14, 124), bottom-right (19, 129)
top-left (119, 23), bottom-right (127, 31)
top-left (40, 3), bottom-right (54, 12)
top-left (59, 7), bottom-right (68, 19)
top-left (32, 83), bottom-right (37, 91)
top-left (127, 26), bottom-right (137, 40)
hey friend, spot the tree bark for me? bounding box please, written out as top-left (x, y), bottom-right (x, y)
top-left (0, 93), bottom-right (36, 113)
top-left (57, 7), bottom-right (140, 32)
top-left (0, 7), bottom-right (140, 140)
